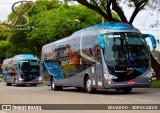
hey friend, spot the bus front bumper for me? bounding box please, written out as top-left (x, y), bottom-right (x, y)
top-left (17, 78), bottom-right (42, 85)
top-left (103, 78), bottom-right (152, 89)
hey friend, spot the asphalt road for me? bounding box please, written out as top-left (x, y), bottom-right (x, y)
top-left (0, 81), bottom-right (160, 113)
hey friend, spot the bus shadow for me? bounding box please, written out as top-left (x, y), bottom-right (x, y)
top-left (11, 84), bottom-right (39, 87)
top-left (61, 87), bottom-right (151, 95)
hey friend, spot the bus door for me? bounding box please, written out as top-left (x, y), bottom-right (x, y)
top-left (94, 37), bottom-right (103, 88)
top-left (80, 32), bottom-right (99, 87)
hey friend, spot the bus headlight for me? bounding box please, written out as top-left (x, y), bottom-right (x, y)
top-left (39, 77), bottom-right (42, 81)
top-left (19, 78), bottom-right (24, 83)
top-left (19, 78), bottom-right (23, 81)
top-left (146, 72), bottom-right (153, 77)
top-left (39, 77), bottom-right (42, 83)
top-left (104, 73), bottom-right (117, 79)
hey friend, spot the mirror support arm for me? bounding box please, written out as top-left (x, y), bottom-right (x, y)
top-left (143, 34), bottom-right (157, 48)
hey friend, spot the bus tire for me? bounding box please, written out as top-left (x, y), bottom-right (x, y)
top-left (85, 77), bottom-right (96, 93)
top-left (51, 77), bottom-right (56, 90)
top-left (6, 83), bottom-right (11, 86)
top-left (51, 77), bottom-right (63, 91)
top-left (122, 88), bottom-right (132, 93)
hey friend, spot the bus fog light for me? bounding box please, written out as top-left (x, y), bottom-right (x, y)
top-left (104, 73), bottom-right (117, 79)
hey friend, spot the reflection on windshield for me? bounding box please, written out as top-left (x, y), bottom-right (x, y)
top-left (20, 60), bottom-right (40, 73)
top-left (104, 32), bottom-right (149, 65)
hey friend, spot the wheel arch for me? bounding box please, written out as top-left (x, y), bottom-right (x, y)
top-left (83, 72), bottom-right (90, 87)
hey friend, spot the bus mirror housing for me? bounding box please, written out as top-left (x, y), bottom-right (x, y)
top-left (16, 62), bottom-right (20, 68)
top-left (143, 34), bottom-right (157, 48)
top-left (99, 34), bottom-right (105, 49)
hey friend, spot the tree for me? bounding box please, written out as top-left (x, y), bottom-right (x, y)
top-left (27, 3), bottom-right (101, 57)
top-left (70, 0), bottom-right (148, 23)
top-left (0, 24), bottom-right (12, 58)
top-left (72, 0), bottom-right (160, 79)
top-left (152, 50), bottom-right (160, 63)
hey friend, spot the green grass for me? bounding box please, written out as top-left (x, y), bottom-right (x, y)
top-left (151, 80), bottom-right (160, 87)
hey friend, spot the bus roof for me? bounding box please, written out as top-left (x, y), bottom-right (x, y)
top-left (2, 54), bottom-right (39, 65)
top-left (14, 54), bottom-right (38, 60)
top-left (72, 22), bottom-right (139, 36)
top-left (42, 22), bottom-right (140, 49)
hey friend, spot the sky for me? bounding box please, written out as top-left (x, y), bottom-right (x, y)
top-left (0, 0), bottom-right (160, 51)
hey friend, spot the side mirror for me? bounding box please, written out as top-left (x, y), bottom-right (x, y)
top-left (143, 34), bottom-right (156, 48)
top-left (16, 62), bottom-right (20, 69)
top-left (99, 34), bottom-right (105, 49)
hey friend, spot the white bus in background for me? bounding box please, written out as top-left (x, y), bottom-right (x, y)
top-left (2, 54), bottom-right (42, 86)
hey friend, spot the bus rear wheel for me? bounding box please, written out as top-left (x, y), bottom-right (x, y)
top-left (85, 77), bottom-right (96, 93)
top-left (51, 77), bottom-right (63, 91)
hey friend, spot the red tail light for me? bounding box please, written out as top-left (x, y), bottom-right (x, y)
top-left (128, 80), bottom-right (135, 84)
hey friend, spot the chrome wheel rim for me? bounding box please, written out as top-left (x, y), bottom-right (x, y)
top-left (52, 79), bottom-right (55, 89)
top-left (86, 78), bottom-right (91, 92)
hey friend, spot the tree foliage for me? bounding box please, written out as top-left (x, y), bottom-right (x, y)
top-left (152, 50), bottom-right (160, 63)
top-left (69, 0), bottom-right (149, 24)
top-left (0, 25), bottom-right (11, 58)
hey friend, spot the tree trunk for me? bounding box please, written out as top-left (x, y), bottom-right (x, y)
top-left (150, 53), bottom-right (160, 80)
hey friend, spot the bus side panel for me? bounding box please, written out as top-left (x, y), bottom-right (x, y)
top-left (55, 66), bottom-right (95, 87)
top-left (2, 69), bottom-right (16, 84)
top-left (55, 33), bottom-right (98, 87)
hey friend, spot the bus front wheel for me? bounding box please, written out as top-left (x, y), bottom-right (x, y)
top-left (85, 77), bottom-right (96, 93)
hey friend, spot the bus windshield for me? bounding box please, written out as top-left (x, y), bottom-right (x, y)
top-left (104, 32), bottom-right (150, 66)
top-left (20, 60), bottom-right (40, 73)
